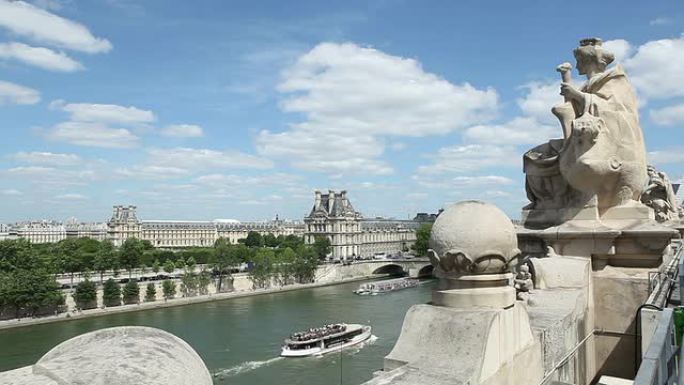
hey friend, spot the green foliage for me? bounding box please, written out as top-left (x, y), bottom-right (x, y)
top-left (198, 269), bottom-right (211, 295)
top-left (162, 280), bottom-right (176, 300)
top-left (292, 245), bottom-right (319, 284)
top-left (145, 283), bottom-right (156, 302)
top-left (122, 279), bottom-right (140, 304)
top-left (74, 279), bottom-right (97, 310)
top-left (313, 236), bottom-right (331, 260)
top-left (243, 231), bottom-right (264, 248)
top-left (152, 259), bottom-right (160, 274)
top-left (0, 240), bottom-right (65, 318)
top-left (263, 233), bottom-right (278, 248)
top-left (93, 240), bottom-right (117, 283)
top-left (279, 235), bottom-right (304, 250)
top-left (175, 257), bottom-right (185, 269)
top-left (119, 238), bottom-right (144, 277)
top-left (102, 278), bottom-right (121, 307)
top-left (185, 256), bottom-right (196, 270)
top-left (249, 248), bottom-right (274, 288)
top-left (211, 238), bottom-right (238, 293)
top-left (163, 260), bottom-right (175, 274)
top-left (180, 270), bottom-right (198, 297)
top-left (411, 223), bottom-right (433, 258)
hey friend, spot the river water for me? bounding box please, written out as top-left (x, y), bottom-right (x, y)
top-left (0, 279), bottom-right (435, 385)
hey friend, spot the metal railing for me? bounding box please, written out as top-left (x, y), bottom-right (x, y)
top-left (634, 308), bottom-right (677, 385)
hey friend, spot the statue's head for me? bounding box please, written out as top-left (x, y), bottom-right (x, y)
top-left (573, 38), bottom-right (615, 75)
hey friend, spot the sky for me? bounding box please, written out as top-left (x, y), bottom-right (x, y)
top-left (0, 0), bottom-right (683, 223)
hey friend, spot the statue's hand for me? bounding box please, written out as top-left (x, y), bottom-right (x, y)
top-left (560, 82), bottom-right (583, 101)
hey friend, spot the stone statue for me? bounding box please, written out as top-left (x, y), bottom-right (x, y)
top-left (514, 264), bottom-right (533, 301)
top-left (523, 38), bottom-right (648, 225)
top-left (641, 165), bottom-right (682, 222)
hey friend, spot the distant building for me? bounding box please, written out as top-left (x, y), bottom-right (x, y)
top-left (107, 205), bottom-right (305, 247)
top-left (304, 190), bottom-right (419, 261)
top-left (12, 221), bottom-right (66, 244)
top-left (412, 209), bottom-right (443, 223)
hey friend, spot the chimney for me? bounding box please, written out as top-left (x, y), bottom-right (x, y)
top-left (328, 190), bottom-right (335, 214)
top-left (314, 190), bottom-right (321, 209)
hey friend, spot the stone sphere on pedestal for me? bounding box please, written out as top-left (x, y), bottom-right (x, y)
top-left (428, 200), bottom-right (520, 308)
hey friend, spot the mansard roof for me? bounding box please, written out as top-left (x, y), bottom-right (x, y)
top-left (307, 190), bottom-right (361, 219)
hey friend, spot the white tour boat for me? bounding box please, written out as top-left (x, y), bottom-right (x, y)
top-left (281, 323), bottom-right (372, 357)
top-left (354, 277), bottom-right (419, 295)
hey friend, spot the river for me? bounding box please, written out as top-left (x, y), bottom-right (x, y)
top-left (0, 278), bottom-right (435, 385)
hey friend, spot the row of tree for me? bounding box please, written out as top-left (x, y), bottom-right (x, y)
top-left (0, 232), bottom-right (331, 318)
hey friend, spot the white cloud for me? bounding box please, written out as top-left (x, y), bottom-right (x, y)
top-left (55, 193), bottom-right (87, 200)
top-left (10, 151), bottom-right (81, 166)
top-left (648, 148), bottom-right (684, 165)
top-left (161, 124), bottom-right (204, 138)
top-left (649, 17), bottom-right (672, 26)
top-left (650, 103), bottom-right (684, 126)
top-left (0, 80), bottom-right (40, 105)
top-left (50, 100), bottom-right (155, 125)
top-left (417, 144), bottom-right (520, 174)
top-left (47, 121), bottom-right (139, 148)
top-left (1, 189), bottom-right (22, 196)
top-left (0, 42), bottom-right (83, 72)
top-left (413, 174), bottom-right (514, 189)
top-left (195, 173), bottom-right (299, 187)
top-left (0, 0), bottom-right (111, 53)
top-left (464, 117), bottom-right (558, 145)
top-left (516, 80), bottom-right (563, 125)
top-left (115, 165), bottom-right (190, 180)
top-left (603, 39), bottom-right (634, 63)
top-left (258, 42), bottom-right (498, 175)
top-left (622, 37), bottom-right (684, 99)
top-left (257, 129), bottom-right (392, 175)
top-left (147, 148), bottom-right (273, 171)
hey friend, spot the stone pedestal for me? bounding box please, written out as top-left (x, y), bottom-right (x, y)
top-left (433, 273), bottom-right (515, 308)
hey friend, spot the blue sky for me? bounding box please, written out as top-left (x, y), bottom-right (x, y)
top-left (0, 0), bottom-right (683, 222)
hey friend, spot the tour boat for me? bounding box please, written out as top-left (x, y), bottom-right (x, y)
top-left (281, 323), bottom-right (372, 357)
top-left (354, 277), bottom-right (419, 295)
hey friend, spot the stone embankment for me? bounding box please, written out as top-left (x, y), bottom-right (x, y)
top-left (0, 262), bottom-right (401, 330)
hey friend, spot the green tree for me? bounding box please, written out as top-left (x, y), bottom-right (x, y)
top-left (243, 231), bottom-right (264, 248)
top-left (145, 283), bottom-right (156, 302)
top-left (163, 260), bottom-right (175, 274)
top-left (162, 280), bottom-right (176, 300)
top-left (119, 238), bottom-right (144, 278)
top-left (56, 238), bottom-right (81, 286)
top-left (411, 223), bottom-right (433, 258)
top-left (93, 240), bottom-right (117, 283)
top-left (313, 236), bottom-right (331, 261)
top-left (122, 279), bottom-right (140, 304)
top-left (249, 248), bottom-right (274, 288)
top-left (275, 247), bottom-right (296, 285)
top-left (198, 268), bottom-right (211, 295)
top-left (175, 257), bottom-right (185, 270)
top-left (152, 259), bottom-right (161, 274)
top-left (280, 235), bottom-right (304, 250)
top-left (102, 278), bottom-right (121, 307)
top-left (293, 245), bottom-right (319, 283)
top-left (263, 233), bottom-right (278, 248)
top-left (185, 256), bottom-right (196, 272)
top-left (180, 269), bottom-right (198, 297)
top-left (211, 238), bottom-right (239, 293)
top-left (73, 279), bottom-right (97, 310)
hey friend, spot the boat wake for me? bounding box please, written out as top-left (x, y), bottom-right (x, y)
top-left (213, 356), bottom-right (284, 378)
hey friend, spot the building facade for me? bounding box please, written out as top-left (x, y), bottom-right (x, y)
top-left (304, 190), bottom-right (420, 261)
top-left (107, 205), bottom-right (305, 247)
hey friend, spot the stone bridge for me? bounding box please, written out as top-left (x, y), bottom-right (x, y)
top-left (314, 258), bottom-right (433, 283)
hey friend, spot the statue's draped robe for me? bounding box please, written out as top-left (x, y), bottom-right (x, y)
top-left (524, 65), bottom-right (648, 210)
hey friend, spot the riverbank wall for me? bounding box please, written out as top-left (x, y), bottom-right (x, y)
top-left (0, 263), bottom-right (394, 330)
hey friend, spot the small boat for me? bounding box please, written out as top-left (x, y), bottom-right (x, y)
top-left (354, 277), bottom-right (419, 295)
top-left (281, 323), bottom-right (372, 357)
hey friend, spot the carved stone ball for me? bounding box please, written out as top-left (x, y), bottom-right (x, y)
top-left (429, 200), bottom-right (520, 275)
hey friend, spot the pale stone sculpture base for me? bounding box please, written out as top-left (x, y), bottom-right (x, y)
top-left (433, 273), bottom-right (515, 308)
top-left (377, 303), bottom-right (539, 385)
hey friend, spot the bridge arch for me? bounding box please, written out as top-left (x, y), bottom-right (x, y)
top-left (417, 264), bottom-right (434, 277)
top-left (371, 264), bottom-right (406, 276)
